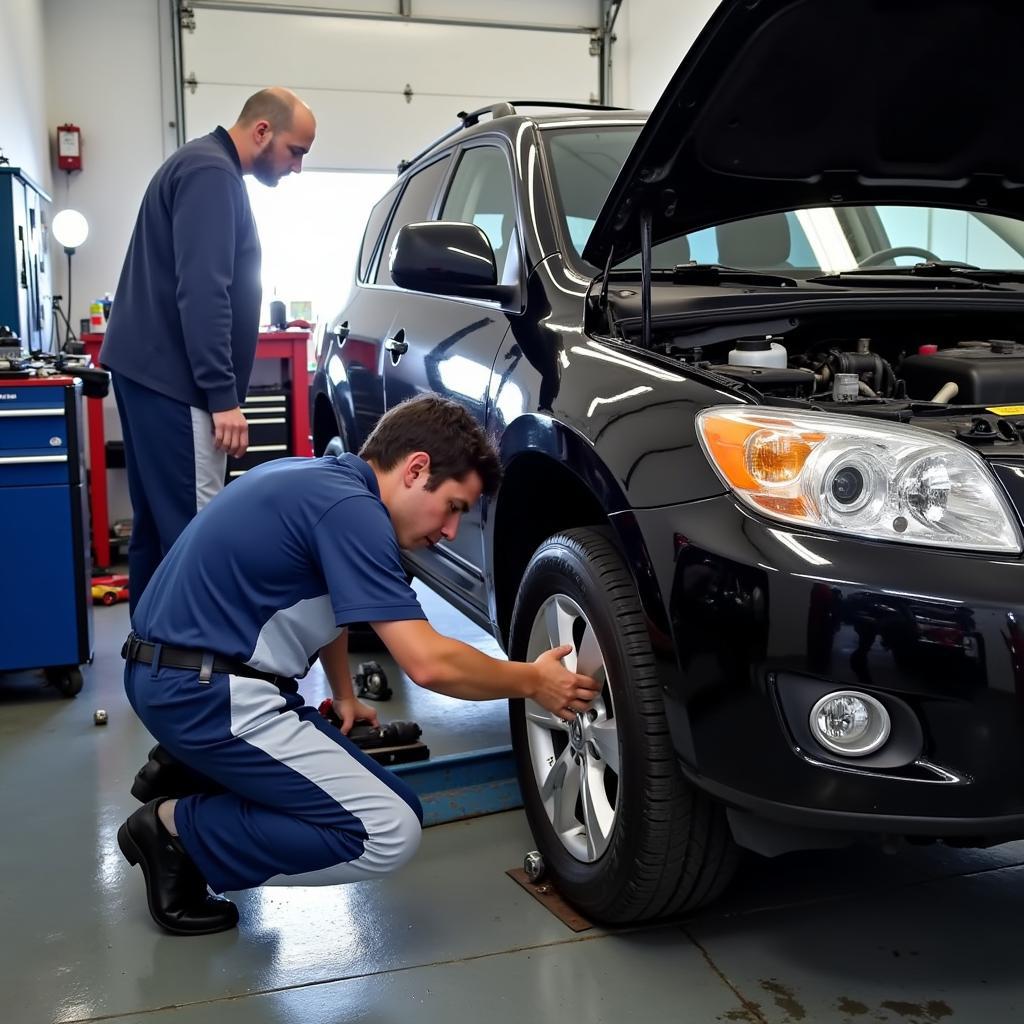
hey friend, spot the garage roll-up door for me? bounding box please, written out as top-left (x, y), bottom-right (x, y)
top-left (181, 4), bottom-right (601, 171)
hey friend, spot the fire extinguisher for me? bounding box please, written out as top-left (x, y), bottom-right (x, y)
top-left (57, 124), bottom-right (82, 172)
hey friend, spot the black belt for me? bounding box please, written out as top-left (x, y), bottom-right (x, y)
top-left (121, 631), bottom-right (293, 687)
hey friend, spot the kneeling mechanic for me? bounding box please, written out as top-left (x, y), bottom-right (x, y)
top-left (116, 395), bottom-right (600, 934)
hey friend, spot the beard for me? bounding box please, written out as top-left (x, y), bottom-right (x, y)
top-left (252, 148), bottom-right (280, 187)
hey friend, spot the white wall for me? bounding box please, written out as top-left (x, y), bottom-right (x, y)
top-left (44, 0), bottom-right (167, 331)
top-left (44, 0), bottom-right (168, 525)
top-left (611, 0), bottom-right (720, 109)
top-left (0, 0), bottom-right (51, 188)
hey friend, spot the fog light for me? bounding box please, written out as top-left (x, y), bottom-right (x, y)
top-left (809, 691), bottom-right (890, 757)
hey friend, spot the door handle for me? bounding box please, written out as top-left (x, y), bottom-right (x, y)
top-left (384, 329), bottom-right (408, 356)
top-left (328, 321), bottom-right (349, 345)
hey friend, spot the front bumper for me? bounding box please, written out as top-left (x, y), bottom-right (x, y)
top-left (632, 495), bottom-right (1024, 838)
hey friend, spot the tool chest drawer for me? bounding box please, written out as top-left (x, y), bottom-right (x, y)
top-left (0, 405), bottom-right (68, 451)
top-left (226, 388), bottom-right (292, 482)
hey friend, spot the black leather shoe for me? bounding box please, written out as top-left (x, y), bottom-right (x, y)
top-left (131, 744), bottom-right (223, 803)
top-left (117, 799), bottom-right (238, 935)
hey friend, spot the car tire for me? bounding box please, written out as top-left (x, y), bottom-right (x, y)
top-left (509, 527), bottom-right (737, 924)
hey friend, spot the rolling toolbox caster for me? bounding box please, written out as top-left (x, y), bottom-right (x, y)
top-left (45, 666), bottom-right (83, 698)
top-left (524, 850), bottom-right (546, 883)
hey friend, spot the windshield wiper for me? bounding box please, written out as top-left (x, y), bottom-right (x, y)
top-left (670, 262), bottom-right (798, 287)
top-left (808, 261), bottom-right (1013, 290)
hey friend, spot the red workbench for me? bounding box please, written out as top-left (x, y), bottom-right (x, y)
top-left (81, 330), bottom-right (312, 569)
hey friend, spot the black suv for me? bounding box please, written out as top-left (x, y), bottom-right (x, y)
top-left (312, 0), bottom-right (1024, 924)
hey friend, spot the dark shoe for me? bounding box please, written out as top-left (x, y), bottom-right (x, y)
top-left (131, 744), bottom-right (223, 803)
top-left (117, 799), bottom-right (238, 935)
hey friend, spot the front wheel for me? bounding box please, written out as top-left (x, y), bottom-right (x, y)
top-left (509, 527), bottom-right (737, 924)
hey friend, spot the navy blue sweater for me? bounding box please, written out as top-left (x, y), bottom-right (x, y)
top-left (101, 128), bottom-right (261, 413)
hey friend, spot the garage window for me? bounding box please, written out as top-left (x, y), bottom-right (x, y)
top-left (246, 170), bottom-right (394, 323)
top-left (375, 155), bottom-right (452, 287)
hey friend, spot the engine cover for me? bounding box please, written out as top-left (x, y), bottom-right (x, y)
top-left (902, 343), bottom-right (1024, 405)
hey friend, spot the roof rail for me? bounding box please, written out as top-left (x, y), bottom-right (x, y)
top-left (396, 100), bottom-right (628, 173)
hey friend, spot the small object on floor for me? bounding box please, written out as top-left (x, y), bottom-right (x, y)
top-left (506, 867), bottom-right (593, 933)
top-left (316, 699), bottom-right (429, 765)
top-left (523, 849), bottom-right (545, 882)
top-left (91, 573), bottom-right (130, 606)
top-left (354, 659), bottom-right (392, 701)
top-left (93, 708), bottom-right (108, 726)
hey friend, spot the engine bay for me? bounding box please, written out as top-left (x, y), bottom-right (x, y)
top-left (704, 336), bottom-right (1024, 409)
top-left (609, 304), bottom-right (1024, 429)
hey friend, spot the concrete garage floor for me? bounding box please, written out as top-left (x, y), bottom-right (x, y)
top-left (2, 584), bottom-right (1024, 1022)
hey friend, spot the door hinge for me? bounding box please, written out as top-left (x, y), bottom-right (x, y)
top-left (185, 71), bottom-right (198, 95)
top-left (179, 3), bottom-right (195, 32)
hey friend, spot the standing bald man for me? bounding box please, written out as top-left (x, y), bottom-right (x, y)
top-left (101, 89), bottom-right (317, 612)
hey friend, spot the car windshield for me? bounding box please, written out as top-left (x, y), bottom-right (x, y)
top-left (542, 126), bottom-right (1024, 274)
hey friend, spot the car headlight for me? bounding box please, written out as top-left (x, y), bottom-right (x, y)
top-left (696, 406), bottom-right (1022, 553)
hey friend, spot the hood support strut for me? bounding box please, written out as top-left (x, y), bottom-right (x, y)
top-left (640, 207), bottom-right (653, 348)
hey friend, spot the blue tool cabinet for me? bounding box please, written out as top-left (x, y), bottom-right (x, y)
top-left (0, 377), bottom-right (93, 695)
top-left (0, 167), bottom-right (52, 354)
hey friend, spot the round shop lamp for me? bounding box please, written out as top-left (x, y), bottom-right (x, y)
top-left (51, 209), bottom-right (89, 354)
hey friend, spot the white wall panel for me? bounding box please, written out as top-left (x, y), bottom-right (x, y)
top-left (416, 0), bottom-right (599, 28)
top-left (44, 0), bottom-right (169, 524)
top-left (611, 0), bottom-right (720, 109)
top-left (0, 0), bottom-right (51, 187)
top-left (183, 7), bottom-right (600, 170)
top-left (187, 1), bottom-right (599, 28)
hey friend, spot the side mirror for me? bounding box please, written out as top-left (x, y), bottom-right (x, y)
top-left (390, 222), bottom-right (517, 306)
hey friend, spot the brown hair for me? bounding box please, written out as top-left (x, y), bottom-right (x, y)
top-left (359, 395), bottom-right (502, 496)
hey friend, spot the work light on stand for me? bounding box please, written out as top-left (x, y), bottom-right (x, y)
top-left (51, 209), bottom-right (89, 357)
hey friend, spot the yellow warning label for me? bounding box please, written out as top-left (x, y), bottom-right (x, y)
top-left (987, 406), bottom-right (1024, 416)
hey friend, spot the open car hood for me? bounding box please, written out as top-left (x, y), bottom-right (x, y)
top-left (583, 0), bottom-right (1024, 267)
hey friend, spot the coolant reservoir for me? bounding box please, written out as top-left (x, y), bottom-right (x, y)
top-left (728, 338), bottom-right (787, 368)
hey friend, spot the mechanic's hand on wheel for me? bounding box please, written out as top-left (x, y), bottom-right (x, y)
top-left (212, 406), bottom-right (249, 458)
top-left (333, 696), bottom-right (380, 734)
top-left (533, 644), bottom-right (601, 722)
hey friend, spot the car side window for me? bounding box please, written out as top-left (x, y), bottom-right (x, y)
top-left (358, 186), bottom-right (400, 282)
top-left (441, 146), bottom-right (518, 281)
top-left (375, 155), bottom-right (452, 286)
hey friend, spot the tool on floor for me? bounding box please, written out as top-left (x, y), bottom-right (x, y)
top-left (317, 698), bottom-right (429, 766)
top-left (353, 659), bottom-right (392, 701)
top-left (524, 849), bottom-right (545, 882)
top-left (93, 709), bottom-right (108, 726)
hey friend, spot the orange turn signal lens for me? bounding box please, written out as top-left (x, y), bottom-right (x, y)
top-left (700, 413), bottom-right (824, 494)
top-left (747, 432), bottom-right (815, 484)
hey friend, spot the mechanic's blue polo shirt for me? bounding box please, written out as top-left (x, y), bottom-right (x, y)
top-left (133, 454), bottom-right (425, 678)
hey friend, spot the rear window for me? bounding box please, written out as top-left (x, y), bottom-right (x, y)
top-left (358, 186), bottom-right (400, 282)
top-left (375, 155), bottom-right (452, 286)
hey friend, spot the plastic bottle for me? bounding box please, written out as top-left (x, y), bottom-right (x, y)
top-left (728, 337), bottom-right (787, 368)
top-left (89, 299), bottom-right (106, 334)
